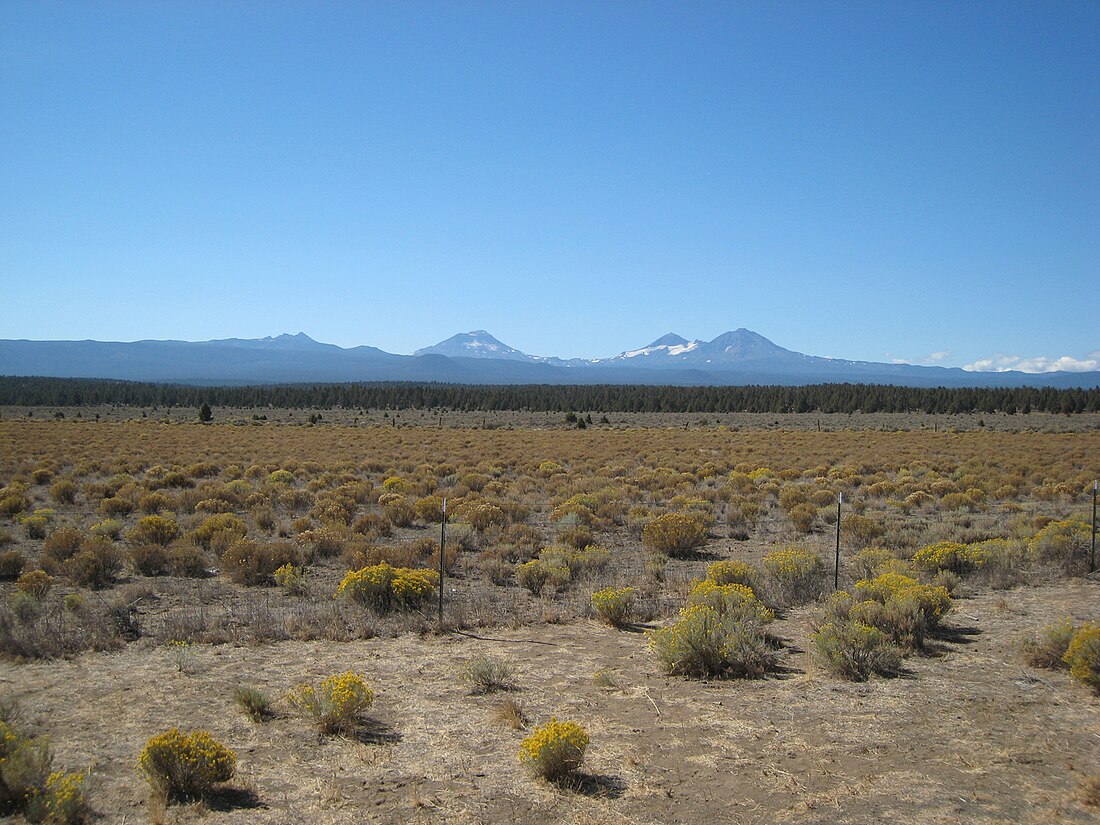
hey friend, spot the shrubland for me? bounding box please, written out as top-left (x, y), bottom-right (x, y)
top-left (0, 419), bottom-right (1094, 652)
top-left (0, 415), bottom-right (1096, 821)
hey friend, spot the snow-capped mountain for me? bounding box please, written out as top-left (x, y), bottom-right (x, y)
top-left (413, 331), bottom-right (541, 362)
top-left (615, 333), bottom-right (704, 361)
top-left (0, 328), bottom-right (1096, 388)
top-left (610, 329), bottom-right (811, 368)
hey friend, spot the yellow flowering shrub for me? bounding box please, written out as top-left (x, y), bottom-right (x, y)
top-left (0, 718), bottom-right (88, 823)
top-left (336, 563), bottom-right (438, 611)
top-left (1063, 623), bottom-right (1100, 694)
top-left (128, 515), bottom-right (180, 546)
top-left (854, 572), bottom-right (950, 625)
top-left (853, 571), bottom-right (920, 602)
top-left (15, 569), bottom-right (52, 600)
top-left (289, 671), bottom-right (374, 733)
top-left (137, 728), bottom-right (236, 800)
top-left (705, 560), bottom-right (759, 590)
top-left (518, 718), bottom-right (589, 779)
top-left (762, 546), bottom-right (826, 605)
top-left (1029, 519), bottom-right (1090, 573)
top-left (391, 568), bottom-right (436, 603)
top-left (590, 586), bottom-right (636, 627)
top-left (514, 558), bottom-right (570, 596)
top-left (687, 580), bottom-right (774, 623)
top-left (37, 770), bottom-right (89, 823)
top-left (912, 541), bottom-right (967, 572)
top-left (649, 604), bottom-right (777, 679)
top-left (191, 513), bottom-right (247, 549)
top-left (847, 572), bottom-right (952, 649)
top-left (274, 563), bottom-right (306, 596)
top-left (642, 512), bottom-right (709, 557)
top-left (267, 469), bottom-right (295, 484)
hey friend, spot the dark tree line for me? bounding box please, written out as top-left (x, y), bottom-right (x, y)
top-left (1, 376), bottom-right (1098, 415)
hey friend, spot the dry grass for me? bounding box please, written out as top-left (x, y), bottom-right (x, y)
top-left (0, 416), bottom-right (1098, 822)
top-left (1081, 775), bottom-right (1100, 807)
top-left (0, 581), bottom-right (1096, 823)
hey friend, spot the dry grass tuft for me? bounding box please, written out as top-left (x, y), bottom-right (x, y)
top-left (1080, 775), bottom-right (1100, 807)
top-left (491, 697), bottom-right (528, 730)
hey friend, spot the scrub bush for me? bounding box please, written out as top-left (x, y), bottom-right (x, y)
top-left (812, 620), bottom-right (902, 681)
top-left (686, 580), bottom-right (774, 623)
top-left (336, 563), bottom-right (437, 611)
top-left (232, 686), bottom-right (272, 722)
top-left (705, 560), bottom-right (759, 590)
top-left (848, 547), bottom-right (895, 582)
top-left (289, 672), bottom-right (373, 734)
top-left (518, 718), bottom-right (588, 780)
top-left (590, 587), bottom-right (636, 627)
top-left (274, 563), bottom-right (307, 596)
top-left (1064, 623), bottom-right (1100, 694)
top-left (763, 546), bottom-right (826, 606)
top-left (130, 544), bottom-right (172, 577)
top-left (0, 550), bottom-right (26, 580)
top-left (382, 497), bottom-right (416, 527)
top-left (191, 514), bottom-right (247, 550)
top-left (650, 604), bottom-right (777, 679)
top-left (1022, 618), bottom-right (1076, 669)
top-left (843, 572), bottom-right (951, 650)
top-left (40, 528), bottom-right (85, 574)
top-left (16, 570), bottom-right (53, 600)
top-left (1029, 520), bottom-right (1090, 574)
top-left (220, 540), bottom-right (302, 586)
top-left (89, 519), bottom-right (124, 540)
top-left (0, 718), bottom-right (89, 823)
top-left (137, 728), bottom-right (236, 801)
top-left (461, 653), bottom-right (515, 694)
top-left (128, 515), bottom-right (180, 546)
top-left (515, 559), bottom-right (570, 596)
top-left (64, 538), bottom-right (124, 589)
top-left (642, 512), bottom-right (709, 557)
top-left (49, 480), bottom-right (77, 504)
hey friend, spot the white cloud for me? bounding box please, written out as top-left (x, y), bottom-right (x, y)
top-left (891, 350), bottom-right (952, 367)
top-left (963, 351), bottom-right (1100, 373)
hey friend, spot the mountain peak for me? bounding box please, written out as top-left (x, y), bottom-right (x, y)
top-left (646, 332), bottom-right (690, 348)
top-left (707, 329), bottom-right (787, 357)
top-left (269, 332), bottom-right (318, 343)
top-left (413, 331), bottom-right (537, 362)
top-left (618, 334), bottom-right (702, 360)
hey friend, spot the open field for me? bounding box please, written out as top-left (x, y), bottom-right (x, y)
top-left (0, 417), bottom-right (1098, 823)
top-left (5, 579), bottom-right (1099, 825)
top-left (6, 406), bottom-right (1100, 432)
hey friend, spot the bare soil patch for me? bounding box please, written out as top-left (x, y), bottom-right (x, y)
top-left (3, 579), bottom-right (1097, 824)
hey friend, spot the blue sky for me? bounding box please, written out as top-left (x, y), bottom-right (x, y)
top-left (2, 1), bottom-right (1098, 371)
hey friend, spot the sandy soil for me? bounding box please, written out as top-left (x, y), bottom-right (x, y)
top-left (2, 579), bottom-right (1097, 825)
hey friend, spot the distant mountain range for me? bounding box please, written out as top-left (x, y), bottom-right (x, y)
top-left (0, 329), bottom-right (1097, 388)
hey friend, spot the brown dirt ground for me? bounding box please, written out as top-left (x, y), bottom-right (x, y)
top-left (2, 579), bottom-right (1098, 824)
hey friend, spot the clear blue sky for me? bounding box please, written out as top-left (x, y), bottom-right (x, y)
top-left (2, 1), bottom-right (1098, 371)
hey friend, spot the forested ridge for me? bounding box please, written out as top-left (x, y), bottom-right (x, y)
top-left (1, 376), bottom-right (1098, 415)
